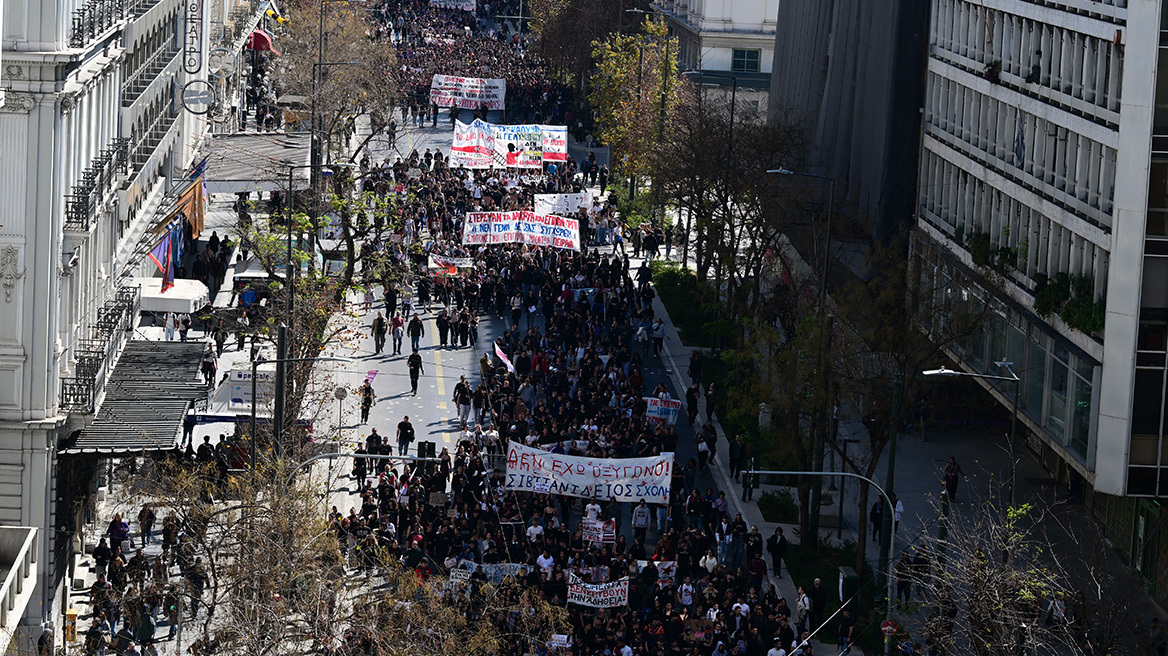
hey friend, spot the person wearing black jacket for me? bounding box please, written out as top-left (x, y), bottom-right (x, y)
top-left (766, 527), bottom-right (789, 579)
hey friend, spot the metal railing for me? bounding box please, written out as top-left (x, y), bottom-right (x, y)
top-left (60, 285), bottom-right (140, 414)
top-left (70, 0), bottom-right (126, 48)
top-left (64, 138), bottom-right (129, 232)
top-left (121, 46), bottom-right (179, 107)
top-left (130, 106), bottom-right (179, 174)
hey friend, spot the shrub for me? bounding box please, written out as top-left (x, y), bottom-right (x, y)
top-left (757, 489), bottom-right (799, 524)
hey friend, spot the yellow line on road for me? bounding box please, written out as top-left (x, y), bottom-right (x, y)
top-left (433, 326), bottom-right (446, 397)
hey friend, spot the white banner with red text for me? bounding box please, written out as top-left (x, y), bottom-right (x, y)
top-left (462, 211), bottom-right (580, 250)
top-left (430, 74), bottom-right (506, 110)
top-left (505, 442), bottom-right (673, 503)
top-left (535, 192), bottom-right (594, 216)
top-left (567, 576), bottom-right (629, 608)
top-left (451, 119), bottom-right (495, 169)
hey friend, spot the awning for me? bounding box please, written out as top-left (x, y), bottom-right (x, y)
top-left (60, 341), bottom-right (208, 456)
top-left (247, 30), bottom-right (280, 54)
top-left (202, 132), bottom-right (311, 193)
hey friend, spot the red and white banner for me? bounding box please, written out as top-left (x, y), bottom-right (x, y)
top-left (494, 342), bottom-right (515, 373)
top-left (451, 119), bottom-right (494, 169)
top-left (540, 125), bottom-right (568, 162)
top-left (567, 577), bottom-right (629, 608)
top-left (431, 74), bottom-right (506, 110)
top-left (506, 441), bottom-right (673, 502)
top-left (462, 211), bottom-right (580, 250)
top-left (645, 397), bottom-right (682, 425)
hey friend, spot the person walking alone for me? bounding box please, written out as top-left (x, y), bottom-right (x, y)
top-left (407, 348), bottom-right (424, 396)
top-left (371, 312), bottom-right (388, 354)
top-left (396, 415), bottom-right (415, 456)
top-left (407, 313), bottom-right (425, 352)
top-left (359, 379), bottom-right (376, 424)
top-left (390, 312), bottom-right (405, 355)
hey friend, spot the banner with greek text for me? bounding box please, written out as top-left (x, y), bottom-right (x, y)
top-left (567, 577), bottom-right (629, 608)
top-left (506, 442), bottom-right (673, 503)
top-left (451, 119), bottom-right (494, 168)
top-left (431, 74), bottom-right (506, 110)
top-left (449, 121), bottom-right (569, 168)
top-left (645, 397), bottom-right (681, 425)
top-left (430, 0), bottom-right (475, 10)
top-left (462, 211), bottom-right (580, 250)
top-left (456, 559), bottom-right (533, 584)
top-left (535, 192), bottom-right (593, 216)
top-left (540, 125), bottom-right (568, 162)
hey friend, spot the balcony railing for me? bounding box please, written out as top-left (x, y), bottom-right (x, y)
top-left (65, 138), bottom-right (129, 232)
top-left (0, 527), bottom-right (38, 642)
top-left (130, 107), bottom-right (179, 174)
top-left (60, 286), bottom-right (140, 414)
top-left (70, 0), bottom-right (126, 49)
top-left (121, 46), bottom-right (179, 107)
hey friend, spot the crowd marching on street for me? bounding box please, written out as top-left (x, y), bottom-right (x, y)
top-left (82, 3), bottom-right (928, 656)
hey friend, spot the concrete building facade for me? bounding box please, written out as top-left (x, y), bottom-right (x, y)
top-left (914, 0), bottom-right (1168, 592)
top-left (653, 0), bottom-right (778, 117)
top-left (0, 0), bottom-right (264, 641)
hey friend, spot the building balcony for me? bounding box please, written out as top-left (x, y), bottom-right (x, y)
top-left (0, 527), bottom-right (38, 655)
top-left (59, 286), bottom-right (139, 415)
top-left (121, 47), bottom-right (179, 108)
top-left (64, 139), bottom-right (129, 233)
top-left (70, 0), bottom-right (126, 49)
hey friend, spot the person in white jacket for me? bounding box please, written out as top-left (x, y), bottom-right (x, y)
top-left (795, 586), bottom-right (812, 634)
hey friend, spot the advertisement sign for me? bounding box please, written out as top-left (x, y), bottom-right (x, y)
top-left (229, 369), bottom-right (273, 405)
top-left (430, 74), bottom-right (506, 110)
top-left (451, 119), bottom-right (495, 169)
top-left (462, 211), bottom-right (580, 250)
top-left (645, 397), bottom-right (682, 425)
top-left (567, 577), bottom-right (629, 608)
top-left (506, 442), bottom-right (673, 503)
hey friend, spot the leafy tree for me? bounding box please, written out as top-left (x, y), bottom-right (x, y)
top-left (589, 18), bottom-right (682, 182)
top-left (275, 0), bottom-right (398, 162)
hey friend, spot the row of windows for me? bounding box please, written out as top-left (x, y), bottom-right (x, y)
top-left (931, 0), bottom-right (1123, 122)
top-left (918, 249), bottom-right (1096, 461)
top-left (918, 147), bottom-right (1108, 289)
top-left (924, 71), bottom-right (1117, 228)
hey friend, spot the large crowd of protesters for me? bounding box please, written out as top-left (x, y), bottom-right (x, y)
top-left (85, 5), bottom-right (915, 656)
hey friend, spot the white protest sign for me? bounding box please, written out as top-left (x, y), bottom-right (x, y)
top-left (449, 568), bottom-right (471, 583)
top-left (492, 124), bottom-right (543, 168)
top-left (451, 119), bottom-right (494, 168)
top-left (540, 125), bottom-right (568, 163)
top-left (550, 635), bottom-right (572, 650)
top-left (567, 577), bottom-right (629, 608)
top-left (429, 0), bottom-right (475, 10)
top-left (535, 192), bottom-right (593, 216)
top-left (431, 74), bottom-right (506, 110)
top-left (645, 397), bottom-right (682, 425)
top-left (506, 442), bottom-right (673, 503)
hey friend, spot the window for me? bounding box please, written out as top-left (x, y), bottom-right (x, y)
top-left (731, 49), bottom-right (760, 73)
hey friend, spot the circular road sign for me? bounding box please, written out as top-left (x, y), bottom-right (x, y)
top-left (334, 386), bottom-right (348, 401)
top-left (181, 80), bottom-right (216, 115)
top-left (881, 620), bottom-right (897, 637)
top-left (207, 48), bottom-right (238, 79)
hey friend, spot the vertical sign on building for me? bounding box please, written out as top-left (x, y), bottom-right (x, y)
top-left (184, 0), bottom-right (204, 74)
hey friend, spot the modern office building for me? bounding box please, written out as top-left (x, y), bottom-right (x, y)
top-left (914, 0), bottom-right (1168, 590)
top-left (652, 0), bottom-right (777, 117)
top-left (0, 0), bottom-right (266, 644)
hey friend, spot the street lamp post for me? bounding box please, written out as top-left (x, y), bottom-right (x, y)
top-left (250, 355), bottom-right (352, 468)
top-left (746, 468), bottom-right (897, 655)
top-left (922, 361), bottom-right (1021, 505)
top-left (765, 168), bottom-right (838, 547)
